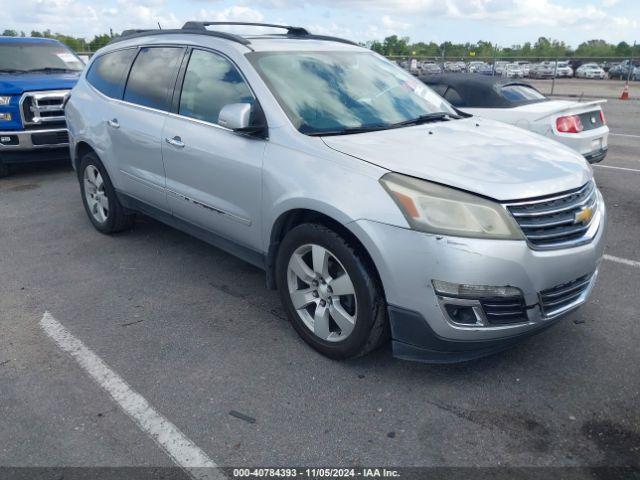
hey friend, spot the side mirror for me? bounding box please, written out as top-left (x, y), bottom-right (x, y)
top-left (218, 103), bottom-right (252, 130)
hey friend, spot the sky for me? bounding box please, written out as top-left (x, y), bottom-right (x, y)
top-left (2, 0), bottom-right (639, 47)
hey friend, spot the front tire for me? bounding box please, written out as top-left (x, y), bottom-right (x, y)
top-left (78, 152), bottom-right (134, 234)
top-left (276, 223), bottom-right (388, 360)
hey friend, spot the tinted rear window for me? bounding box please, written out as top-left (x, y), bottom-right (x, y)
top-left (124, 47), bottom-right (185, 111)
top-left (86, 49), bottom-right (137, 99)
top-left (500, 85), bottom-right (546, 102)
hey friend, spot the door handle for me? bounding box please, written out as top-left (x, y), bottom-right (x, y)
top-left (107, 118), bottom-right (119, 129)
top-left (165, 136), bottom-right (185, 148)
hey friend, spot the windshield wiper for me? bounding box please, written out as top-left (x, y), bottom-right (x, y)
top-left (0, 68), bottom-right (28, 73)
top-left (25, 67), bottom-right (77, 73)
top-left (308, 125), bottom-right (389, 137)
top-left (389, 112), bottom-right (461, 128)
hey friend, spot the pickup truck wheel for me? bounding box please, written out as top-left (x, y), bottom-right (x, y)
top-left (276, 223), bottom-right (388, 360)
top-left (79, 152), bottom-right (134, 234)
top-left (0, 161), bottom-right (9, 178)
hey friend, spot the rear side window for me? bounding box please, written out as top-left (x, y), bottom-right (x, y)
top-left (86, 49), bottom-right (137, 99)
top-left (500, 85), bottom-right (546, 102)
top-left (124, 47), bottom-right (185, 111)
top-left (178, 49), bottom-right (254, 125)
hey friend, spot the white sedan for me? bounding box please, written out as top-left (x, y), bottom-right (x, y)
top-left (576, 64), bottom-right (606, 79)
top-left (420, 74), bottom-right (609, 163)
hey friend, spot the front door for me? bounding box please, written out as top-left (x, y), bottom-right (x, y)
top-left (162, 48), bottom-right (266, 251)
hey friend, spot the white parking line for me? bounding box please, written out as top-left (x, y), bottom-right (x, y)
top-left (610, 133), bottom-right (640, 139)
top-left (604, 254), bottom-right (640, 269)
top-left (40, 312), bottom-right (223, 480)
top-left (593, 164), bottom-right (640, 173)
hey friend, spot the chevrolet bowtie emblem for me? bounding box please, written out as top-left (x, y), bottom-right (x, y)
top-left (575, 206), bottom-right (594, 224)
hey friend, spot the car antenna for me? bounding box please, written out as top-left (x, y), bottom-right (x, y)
top-left (157, 22), bottom-right (162, 30)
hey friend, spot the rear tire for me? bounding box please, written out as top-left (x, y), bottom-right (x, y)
top-left (276, 223), bottom-right (388, 360)
top-left (78, 152), bottom-right (134, 234)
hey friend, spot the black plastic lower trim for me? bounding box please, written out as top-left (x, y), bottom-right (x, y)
top-left (0, 148), bottom-right (70, 164)
top-left (388, 304), bottom-right (564, 363)
top-left (584, 147), bottom-right (608, 164)
top-left (116, 191), bottom-right (267, 271)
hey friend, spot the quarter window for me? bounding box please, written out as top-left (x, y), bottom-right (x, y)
top-left (179, 49), bottom-right (254, 125)
top-left (124, 47), bottom-right (185, 111)
top-left (86, 49), bottom-right (137, 99)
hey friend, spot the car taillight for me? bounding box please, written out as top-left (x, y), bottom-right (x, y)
top-left (599, 110), bottom-right (606, 125)
top-left (556, 115), bottom-right (584, 133)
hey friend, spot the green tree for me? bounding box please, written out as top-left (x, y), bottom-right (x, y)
top-left (2, 29), bottom-right (18, 36)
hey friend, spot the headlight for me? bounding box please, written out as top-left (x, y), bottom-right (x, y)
top-left (0, 96), bottom-right (11, 106)
top-left (380, 172), bottom-right (523, 240)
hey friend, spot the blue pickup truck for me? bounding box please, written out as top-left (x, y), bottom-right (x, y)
top-left (0, 37), bottom-right (84, 177)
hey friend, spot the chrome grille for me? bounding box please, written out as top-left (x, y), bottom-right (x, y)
top-left (505, 181), bottom-right (599, 249)
top-left (20, 90), bottom-right (70, 126)
top-left (539, 273), bottom-right (594, 318)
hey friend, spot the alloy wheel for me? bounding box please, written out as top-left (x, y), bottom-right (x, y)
top-left (286, 244), bottom-right (357, 342)
top-left (83, 165), bottom-right (109, 223)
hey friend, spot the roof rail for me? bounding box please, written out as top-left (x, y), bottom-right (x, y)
top-left (181, 21), bottom-right (359, 46)
top-left (107, 28), bottom-right (251, 47)
top-left (182, 22), bottom-right (310, 36)
top-left (107, 23), bottom-right (358, 49)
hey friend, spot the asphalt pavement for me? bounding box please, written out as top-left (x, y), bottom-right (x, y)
top-left (1, 100), bottom-right (639, 475)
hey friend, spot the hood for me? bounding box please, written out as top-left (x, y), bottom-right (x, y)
top-left (0, 72), bottom-right (80, 95)
top-left (321, 117), bottom-right (592, 201)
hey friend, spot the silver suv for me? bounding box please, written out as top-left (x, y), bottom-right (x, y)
top-left (65, 22), bottom-right (606, 363)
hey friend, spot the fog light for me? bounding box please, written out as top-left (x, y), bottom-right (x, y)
top-left (0, 113), bottom-right (11, 121)
top-left (432, 280), bottom-right (522, 299)
top-left (444, 304), bottom-right (479, 325)
top-left (0, 135), bottom-right (18, 146)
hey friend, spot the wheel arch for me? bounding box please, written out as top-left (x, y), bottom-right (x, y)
top-left (74, 141), bottom-right (97, 171)
top-left (265, 208), bottom-right (385, 302)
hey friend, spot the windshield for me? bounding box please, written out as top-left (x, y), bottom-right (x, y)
top-left (0, 42), bottom-right (84, 72)
top-left (248, 51), bottom-right (456, 135)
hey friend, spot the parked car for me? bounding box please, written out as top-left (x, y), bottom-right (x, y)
top-left (468, 61), bottom-right (486, 73)
top-left (0, 36), bottom-right (84, 177)
top-left (529, 63), bottom-right (555, 79)
top-left (609, 60), bottom-right (640, 80)
top-left (66, 23), bottom-right (606, 363)
top-left (502, 63), bottom-right (525, 78)
top-left (554, 61), bottom-right (574, 78)
top-left (493, 61), bottom-right (509, 75)
top-left (477, 63), bottom-right (495, 75)
top-left (576, 64), bottom-right (606, 79)
top-left (515, 61), bottom-right (531, 77)
top-left (421, 63), bottom-right (442, 75)
top-left (443, 61), bottom-right (462, 73)
top-left (419, 75), bottom-right (609, 163)
top-left (633, 67), bottom-right (640, 81)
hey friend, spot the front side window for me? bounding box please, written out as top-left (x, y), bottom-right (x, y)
top-left (86, 49), bottom-right (137, 99)
top-left (179, 49), bottom-right (254, 125)
top-left (500, 85), bottom-right (546, 102)
top-left (248, 51), bottom-right (455, 135)
top-left (124, 47), bottom-right (185, 111)
top-left (0, 42), bottom-right (84, 73)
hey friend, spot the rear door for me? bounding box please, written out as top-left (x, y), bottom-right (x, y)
top-left (161, 48), bottom-right (266, 251)
top-left (110, 46), bottom-right (185, 211)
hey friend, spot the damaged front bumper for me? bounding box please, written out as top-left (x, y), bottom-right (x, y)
top-left (348, 211), bottom-right (606, 363)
